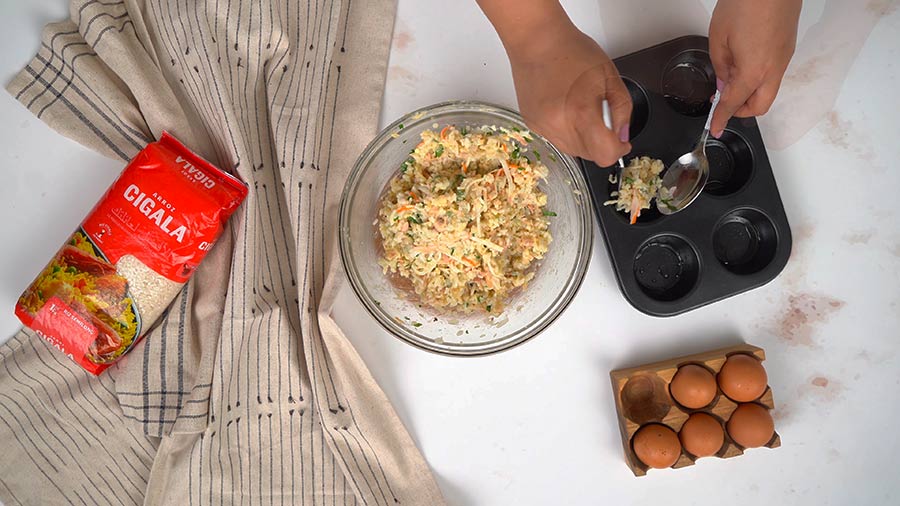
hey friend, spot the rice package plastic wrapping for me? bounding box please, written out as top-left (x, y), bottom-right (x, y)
top-left (15, 132), bottom-right (248, 375)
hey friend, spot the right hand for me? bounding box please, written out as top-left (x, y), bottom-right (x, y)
top-left (505, 23), bottom-right (633, 167)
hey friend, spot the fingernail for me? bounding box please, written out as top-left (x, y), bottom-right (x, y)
top-left (618, 124), bottom-right (630, 143)
top-left (716, 78), bottom-right (725, 91)
top-left (712, 129), bottom-right (723, 139)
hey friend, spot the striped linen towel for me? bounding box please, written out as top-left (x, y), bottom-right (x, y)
top-left (0, 0), bottom-right (445, 504)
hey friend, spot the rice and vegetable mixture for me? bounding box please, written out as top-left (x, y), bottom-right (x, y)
top-left (377, 125), bottom-right (553, 314)
top-left (605, 156), bottom-right (668, 224)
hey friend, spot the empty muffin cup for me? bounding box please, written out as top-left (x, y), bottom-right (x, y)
top-left (633, 235), bottom-right (700, 301)
top-left (622, 77), bottom-right (651, 140)
top-left (704, 130), bottom-right (754, 196)
top-left (661, 50), bottom-right (717, 117)
top-left (713, 208), bottom-right (778, 275)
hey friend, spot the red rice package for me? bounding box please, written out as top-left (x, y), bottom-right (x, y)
top-left (15, 132), bottom-right (247, 375)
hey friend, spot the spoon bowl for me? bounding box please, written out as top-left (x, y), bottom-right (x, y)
top-left (657, 90), bottom-right (721, 215)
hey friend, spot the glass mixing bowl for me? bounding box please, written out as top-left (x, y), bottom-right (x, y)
top-left (339, 101), bottom-right (593, 356)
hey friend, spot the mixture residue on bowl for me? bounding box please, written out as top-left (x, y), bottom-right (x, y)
top-left (605, 156), bottom-right (670, 224)
top-left (377, 125), bottom-right (553, 314)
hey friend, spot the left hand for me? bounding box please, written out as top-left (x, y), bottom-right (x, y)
top-left (708, 0), bottom-right (802, 138)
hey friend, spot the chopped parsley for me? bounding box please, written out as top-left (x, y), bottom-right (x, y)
top-left (400, 157), bottom-right (413, 173)
top-left (460, 126), bottom-right (469, 136)
top-left (434, 144), bottom-right (444, 157)
top-left (549, 153), bottom-right (557, 162)
top-left (411, 322), bottom-right (422, 328)
top-left (407, 214), bottom-right (424, 225)
top-left (456, 188), bottom-right (465, 201)
top-left (533, 150), bottom-right (542, 161)
top-left (486, 305), bottom-right (492, 312)
top-left (398, 123), bottom-right (404, 129)
top-left (510, 145), bottom-right (520, 160)
top-left (542, 210), bottom-right (557, 217)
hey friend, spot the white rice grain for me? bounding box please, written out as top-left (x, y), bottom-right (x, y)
top-left (116, 255), bottom-right (184, 325)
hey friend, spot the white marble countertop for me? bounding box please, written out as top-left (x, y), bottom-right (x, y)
top-left (2, 1), bottom-right (899, 505)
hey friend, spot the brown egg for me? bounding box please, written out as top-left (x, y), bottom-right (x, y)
top-left (717, 353), bottom-right (768, 402)
top-left (632, 424), bottom-right (682, 469)
top-left (679, 412), bottom-right (725, 458)
top-left (670, 364), bottom-right (717, 409)
top-left (727, 403), bottom-right (775, 448)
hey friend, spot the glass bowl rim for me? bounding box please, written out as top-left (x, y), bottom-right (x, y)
top-left (338, 100), bottom-right (593, 356)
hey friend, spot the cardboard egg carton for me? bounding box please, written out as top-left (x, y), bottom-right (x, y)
top-left (610, 343), bottom-right (780, 476)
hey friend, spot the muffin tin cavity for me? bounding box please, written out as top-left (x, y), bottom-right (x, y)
top-left (713, 208), bottom-right (778, 275)
top-left (633, 235), bottom-right (699, 302)
top-left (704, 130), bottom-right (754, 196)
top-left (623, 77), bottom-right (651, 139)
top-left (661, 49), bottom-right (717, 117)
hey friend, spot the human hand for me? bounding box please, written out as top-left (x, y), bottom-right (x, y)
top-left (477, 0), bottom-right (632, 166)
top-left (708, 0), bottom-right (802, 138)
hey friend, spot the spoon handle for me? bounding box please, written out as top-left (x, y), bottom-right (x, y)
top-left (698, 90), bottom-right (722, 149)
top-left (601, 99), bottom-right (626, 169)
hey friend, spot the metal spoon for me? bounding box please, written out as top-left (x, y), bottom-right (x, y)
top-left (601, 99), bottom-right (626, 191)
top-left (657, 90), bottom-right (721, 215)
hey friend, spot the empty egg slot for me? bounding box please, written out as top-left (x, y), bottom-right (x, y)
top-left (620, 372), bottom-right (671, 425)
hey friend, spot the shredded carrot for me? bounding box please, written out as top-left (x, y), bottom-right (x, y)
top-left (462, 256), bottom-right (479, 268)
top-left (461, 161), bottom-right (468, 174)
top-left (409, 191), bottom-right (419, 202)
top-left (508, 163), bottom-right (520, 170)
top-left (440, 126), bottom-right (451, 140)
top-left (629, 196), bottom-right (641, 225)
top-left (396, 205), bottom-right (414, 213)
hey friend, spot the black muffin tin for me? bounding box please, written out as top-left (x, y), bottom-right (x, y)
top-left (580, 36), bottom-right (791, 317)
